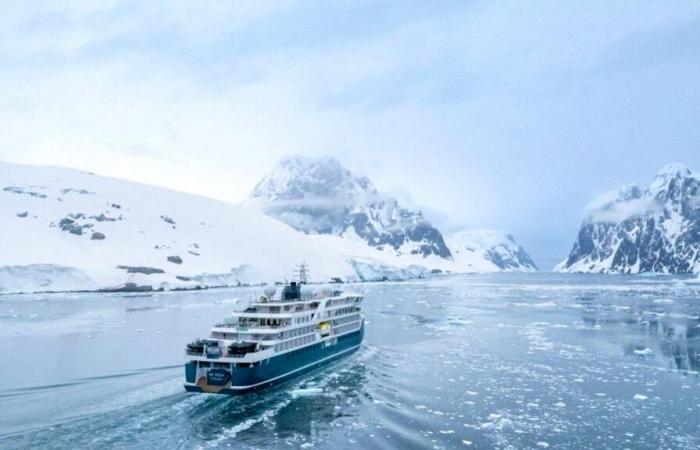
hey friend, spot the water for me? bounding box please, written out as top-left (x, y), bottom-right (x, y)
top-left (0, 273), bottom-right (699, 449)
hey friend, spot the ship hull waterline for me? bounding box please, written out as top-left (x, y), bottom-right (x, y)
top-left (184, 325), bottom-right (364, 395)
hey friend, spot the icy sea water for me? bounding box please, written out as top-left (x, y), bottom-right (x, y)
top-left (0, 274), bottom-right (699, 450)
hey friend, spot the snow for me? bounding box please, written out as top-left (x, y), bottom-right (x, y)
top-left (557, 162), bottom-right (700, 274)
top-left (0, 161), bottom-right (438, 293)
top-left (447, 230), bottom-right (537, 272)
top-left (1, 160), bottom-right (539, 294)
top-left (649, 162), bottom-right (695, 192)
top-left (246, 156), bottom-right (536, 269)
top-left (0, 264), bottom-right (97, 293)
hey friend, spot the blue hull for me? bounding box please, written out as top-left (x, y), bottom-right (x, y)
top-left (185, 324), bottom-right (364, 395)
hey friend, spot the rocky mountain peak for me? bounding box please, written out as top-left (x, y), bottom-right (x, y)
top-left (558, 163), bottom-right (700, 274)
top-left (248, 155), bottom-right (452, 259)
top-left (654, 162), bottom-right (693, 180)
top-left (648, 163), bottom-right (698, 204)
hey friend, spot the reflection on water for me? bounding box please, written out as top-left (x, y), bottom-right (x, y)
top-left (577, 292), bottom-right (700, 374)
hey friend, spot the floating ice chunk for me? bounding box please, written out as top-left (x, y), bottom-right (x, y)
top-left (466, 391), bottom-right (478, 396)
top-left (553, 402), bottom-right (566, 408)
top-left (439, 430), bottom-right (454, 434)
top-left (482, 414), bottom-right (513, 431)
top-left (653, 298), bottom-right (674, 304)
top-left (291, 387), bottom-right (323, 397)
top-left (462, 440), bottom-right (472, 446)
top-left (532, 301), bottom-right (557, 308)
top-left (633, 347), bottom-right (653, 356)
top-left (633, 394), bottom-right (648, 401)
top-left (537, 442), bottom-right (550, 448)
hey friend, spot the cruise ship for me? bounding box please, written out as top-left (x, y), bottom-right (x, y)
top-left (183, 267), bottom-right (364, 394)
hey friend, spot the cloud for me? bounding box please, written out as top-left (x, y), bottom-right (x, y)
top-left (1, 1), bottom-right (700, 267)
top-left (585, 189), bottom-right (660, 224)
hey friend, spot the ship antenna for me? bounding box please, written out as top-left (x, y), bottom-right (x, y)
top-left (297, 263), bottom-right (310, 284)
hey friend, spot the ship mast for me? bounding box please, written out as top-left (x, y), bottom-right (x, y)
top-left (296, 263), bottom-right (310, 284)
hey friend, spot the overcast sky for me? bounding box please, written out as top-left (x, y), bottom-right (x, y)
top-left (2, 1), bottom-right (700, 269)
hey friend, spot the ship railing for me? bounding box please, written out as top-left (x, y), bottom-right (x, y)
top-left (235, 323), bottom-right (290, 330)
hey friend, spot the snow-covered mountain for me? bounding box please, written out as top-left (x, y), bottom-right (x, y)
top-left (0, 158), bottom-right (539, 293)
top-left (0, 161), bottom-right (452, 294)
top-left (246, 156), bottom-right (452, 259)
top-left (556, 163), bottom-right (700, 274)
top-left (447, 230), bottom-right (538, 272)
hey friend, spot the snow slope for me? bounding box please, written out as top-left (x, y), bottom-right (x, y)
top-left (556, 163), bottom-right (700, 273)
top-left (0, 161), bottom-right (445, 293)
top-left (447, 230), bottom-right (538, 272)
top-left (1, 160), bottom-right (540, 293)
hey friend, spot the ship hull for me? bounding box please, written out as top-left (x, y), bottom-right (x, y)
top-left (184, 324), bottom-right (364, 395)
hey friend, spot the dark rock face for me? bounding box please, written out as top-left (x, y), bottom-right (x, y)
top-left (91, 232), bottom-right (106, 240)
top-left (160, 215), bottom-right (175, 225)
top-left (558, 164), bottom-right (700, 273)
top-left (116, 265), bottom-right (165, 275)
top-left (249, 156), bottom-right (452, 259)
top-left (58, 217), bottom-right (92, 235)
top-left (60, 188), bottom-right (95, 195)
top-left (167, 255), bottom-right (183, 264)
top-left (16, 211), bottom-right (28, 218)
top-left (100, 283), bottom-right (154, 292)
top-left (91, 214), bottom-right (118, 222)
top-left (4, 186), bottom-right (47, 198)
top-left (486, 244), bottom-right (538, 271)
